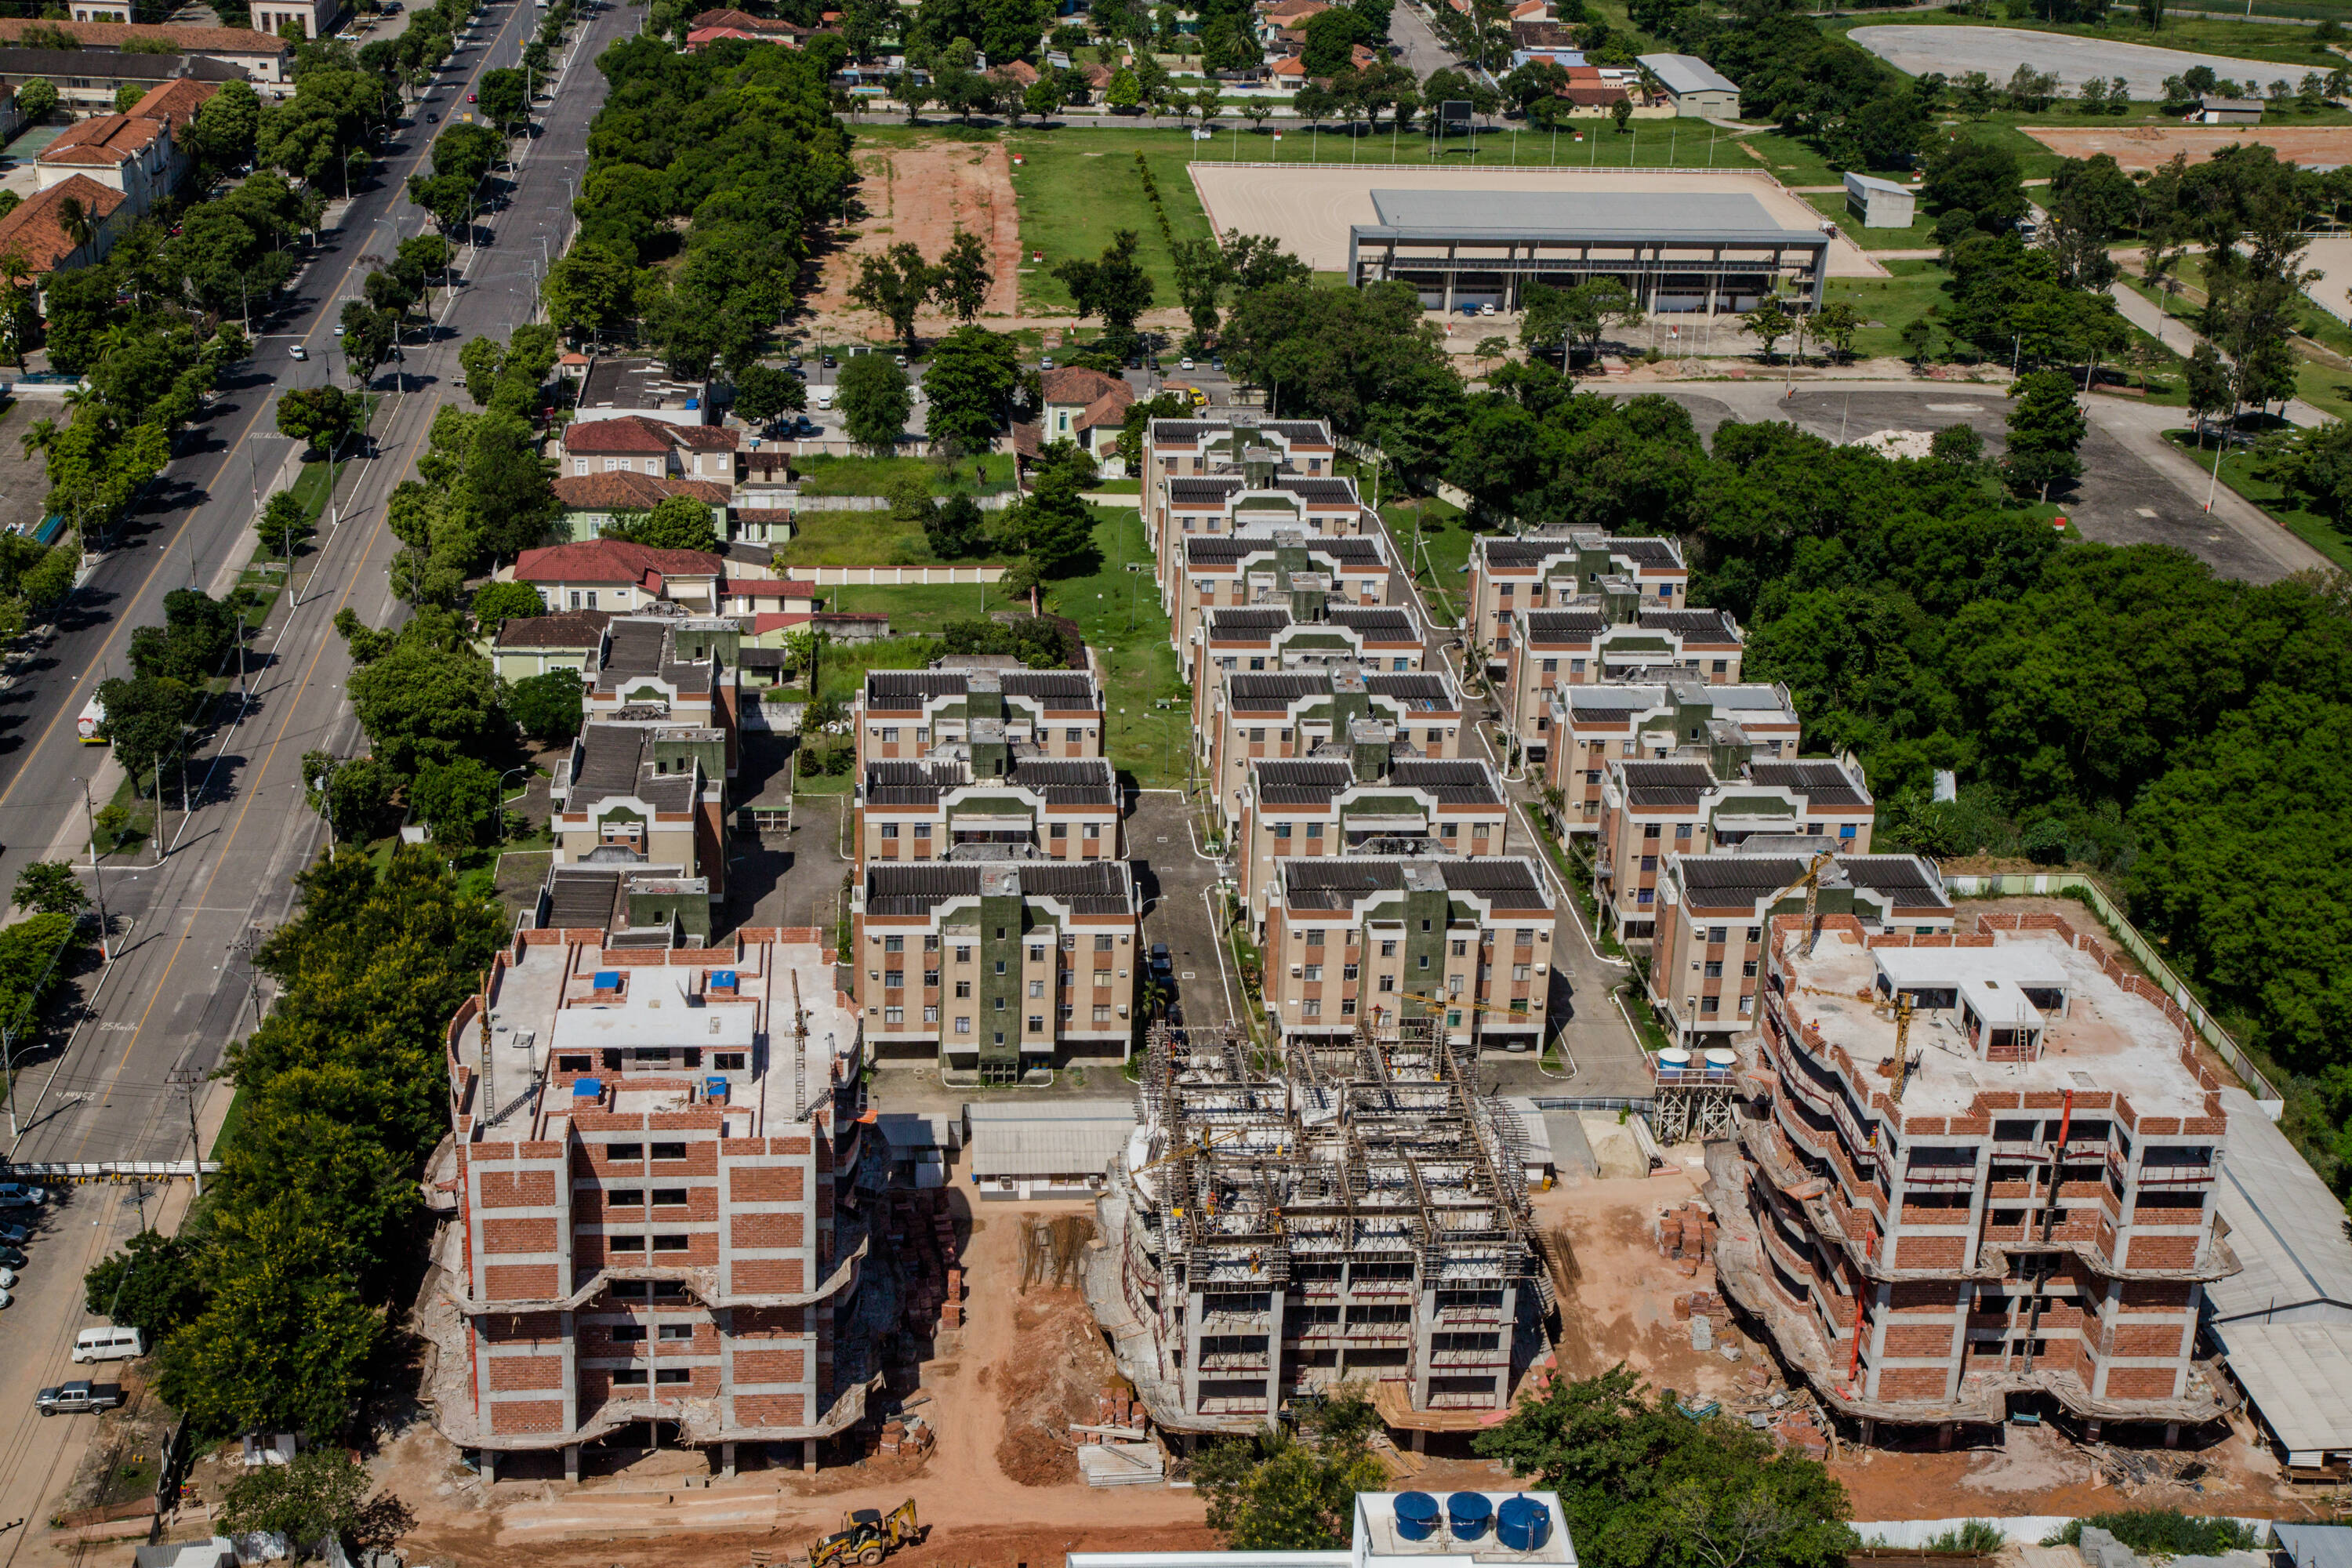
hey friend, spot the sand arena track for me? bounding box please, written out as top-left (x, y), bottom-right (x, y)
top-left (1186, 164), bottom-right (1883, 278)
top-left (2021, 122), bottom-right (2352, 171)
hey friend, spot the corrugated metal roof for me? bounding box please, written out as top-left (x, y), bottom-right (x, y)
top-left (2209, 1086), bottom-right (2352, 1325)
top-left (2212, 1319), bottom-right (2352, 1463)
top-left (2274, 1524), bottom-right (2352, 1568)
top-left (966, 1098), bottom-right (1136, 1178)
top-left (1637, 52), bottom-right (1740, 96)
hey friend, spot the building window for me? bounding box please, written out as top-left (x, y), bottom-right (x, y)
top-left (1094, 1005), bottom-right (1112, 1022)
top-left (1051, 823), bottom-right (1068, 840)
top-left (608, 1189), bottom-right (644, 1207)
top-left (1096, 934), bottom-right (1115, 951)
top-left (560, 1054), bottom-right (591, 1072)
top-left (1704, 961), bottom-right (1722, 978)
top-left (1302, 999), bottom-right (1321, 1018)
top-left (1700, 996), bottom-right (1720, 1015)
top-left (607, 1144), bottom-right (644, 1162)
top-left (1380, 941), bottom-right (1397, 957)
top-left (658, 1323), bottom-right (693, 1341)
top-left (612, 1325), bottom-right (647, 1343)
top-left (1304, 964), bottom-right (1322, 981)
top-left (884, 969), bottom-right (902, 989)
top-left (713, 1052), bottom-right (746, 1070)
top-left (956, 1016), bottom-right (972, 1033)
top-left (609, 1235), bottom-right (646, 1252)
top-left (884, 1007), bottom-right (904, 1024)
top-left (651, 1188), bottom-right (688, 1206)
top-left (655, 1368), bottom-right (690, 1385)
top-left (651, 1235), bottom-right (688, 1252)
top-left (1742, 960), bottom-right (1758, 978)
top-left (924, 968), bottom-right (939, 988)
top-left (924, 1004), bottom-right (939, 1022)
top-left (881, 825), bottom-right (899, 840)
top-left (649, 1142), bottom-right (686, 1161)
top-left (1029, 979), bottom-right (1045, 998)
top-left (954, 979), bottom-right (971, 997)
top-left (612, 1368), bottom-right (648, 1385)
top-left (1028, 1014), bottom-right (1045, 1033)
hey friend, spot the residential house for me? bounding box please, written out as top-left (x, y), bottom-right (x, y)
top-left (573, 357), bottom-right (715, 427)
top-left (1038, 366), bottom-right (1134, 466)
top-left (35, 77), bottom-right (219, 215)
top-left (561, 413), bottom-right (739, 492)
top-left (0, 18), bottom-right (292, 82)
top-left (0, 174), bottom-right (129, 300)
top-left (492, 608), bottom-right (612, 681)
top-left (512, 539), bottom-right (731, 615)
top-left (251, 0), bottom-right (339, 39)
top-left (550, 470), bottom-right (731, 542)
top-left (581, 613), bottom-right (741, 754)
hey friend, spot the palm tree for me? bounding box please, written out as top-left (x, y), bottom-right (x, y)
top-left (56, 196), bottom-right (92, 258)
top-left (20, 416), bottom-right (56, 461)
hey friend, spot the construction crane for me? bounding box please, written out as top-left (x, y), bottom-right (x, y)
top-left (807, 1500), bottom-right (924, 1568)
top-left (1129, 1125), bottom-right (1251, 1180)
top-left (1767, 848), bottom-right (1838, 956)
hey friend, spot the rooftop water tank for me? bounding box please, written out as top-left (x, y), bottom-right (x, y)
top-left (572, 1077), bottom-right (602, 1098)
top-left (705, 1075), bottom-right (730, 1102)
top-left (1704, 1047), bottom-right (1737, 1071)
top-left (711, 969), bottom-right (738, 989)
top-left (1393, 1492), bottom-right (1439, 1542)
top-left (1496, 1497), bottom-right (1552, 1552)
top-left (1658, 1047), bottom-right (1692, 1074)
top-left (593, 969), bottom-right (622, 990)
top-left (1446, 1493), bottom-right (1494, 1542)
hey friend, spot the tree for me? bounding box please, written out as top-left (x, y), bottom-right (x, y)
top-left (1741, 300), bottom-right (1794, 362)
top-left (475, 65), bottom-right (528, 129)
top-left (409, 756), bottom-right (504, 846)
top-left (98, 675), bottom-right (198, 791)
top-left (922, 325), bottom-right (1022, 454)
top-left (13, 861), bottom-right (85, 916)
top-left (927, 491), bottom-right (989, 558)
top-left (1001, 464), bottom-right (1097, 576)
top-left (344, 636), bottom-right (504, 778)
top-left (83, 1229), bottom-right (205, 1345)
top-left (1196, 1389), bottom-right (1386, 1548)
top-left (470, 580), bottom-right (546, 630)
top-left (1922, 133), bottom-right (2028, 234)
top-left (1024, 76), bottom-right (1063, 122)
top-left (1477, 1367), bottom-right (1855, 1568)
top-left (1900, 314), bottom-right (1939, 367)
top-left (543, 241), bottom-right (638, 343)
top-left (218, 1444), bottom-right (383, 1559)
top-left (16, 79), bottom-right (56, 122)
top-left (276, 383), bottom-right (358, 453)
top-left (506, 667), bottom-right (583, 743)
top-left (2256, 419), bottom-right (2352, 521)
top-left (259, 490), bottom-right (312, 558)
top-left (606, 493), bottom-right (722, 553)
top-left (131, 590), bottom-right (240, 685)
top-left (1052, 229), bottom-right (1154, 349)
top-left (1523, 278), bottom-right (1639, 365)
top-left (1812, 302), bottom-right (1863, 363)
top-left (2005, 368), bottom-right (2087, 497)
top-left (837, 354), bottom-right (913, 453)
top-left (1300, 5), bottom-right (1363, 74)
top-left (459, 335), bottom-right (506, 405)
top-left (933, 227), bottom-right (993, 324)
top-left (850, 242), bottom-right (938, 352)
top-left (339, 300), bottom-right (396, 388)
top-left (733, 363), bottom-right (806, 426)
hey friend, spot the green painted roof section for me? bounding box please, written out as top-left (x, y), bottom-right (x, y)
top-left (1711, 795), bottom-right (1793, 818)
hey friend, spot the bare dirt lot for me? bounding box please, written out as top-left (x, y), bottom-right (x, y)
top-left (2020, 123), bottom-right (2352, 170)
top-left (1185, 165), bottom-right (1885, 278)
top-left (807, 142), bottom-right (1022, 336)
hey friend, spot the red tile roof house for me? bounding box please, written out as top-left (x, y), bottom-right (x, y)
top-left (1038, 367), bottom-right (1134, 467)
top-left (560, 413), bottom-right (740, 491)
top-left (510, 539), bottom-right (734, 615)
top-left (0, 175), bottom-right (129, 303)
top-left (550, 469), bottom-right (734, 542)
top-left (34, 78), bottom-right (216, 216)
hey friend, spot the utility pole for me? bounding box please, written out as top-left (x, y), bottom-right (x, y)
top-left (80, 779), bottom-right (111, 964)
top-left (168, 1065), bottom-right (205, 1195)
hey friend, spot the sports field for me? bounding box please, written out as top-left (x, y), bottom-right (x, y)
top-left (2020, 122), bottom-right (2352, 169)
top-left (1185, 164), bottom-right (1883, 278)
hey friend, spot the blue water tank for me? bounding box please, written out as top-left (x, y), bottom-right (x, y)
top-left (572, 1077), bottom-right (602, 1098)
top-left (593, 969), bottom-right (621, 989)
top-left (1447, 1493), bottom-right (1494, 1542)
top-left (705, 1075), bottom-right (729, 1102)
top-left (1393, 1493), bottom-right (1439, 1542)
top-left (1497, 1497), bottom-right (1552, 1552)
top-left (712, 969), bottom-right (738, 989)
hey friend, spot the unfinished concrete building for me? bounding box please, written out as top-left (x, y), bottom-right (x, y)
top-left (1088, 1021), bottom-right (1552, 1442)
top-left (1709, 911), bottom-right (2240, 1440)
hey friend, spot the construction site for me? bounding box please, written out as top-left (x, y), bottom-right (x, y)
top-left (1086, 1018), bottom-right (1559, 1443)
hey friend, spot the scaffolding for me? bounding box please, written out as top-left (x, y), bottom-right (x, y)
top-left (1108, 1017), bottom-right (1544, 1430)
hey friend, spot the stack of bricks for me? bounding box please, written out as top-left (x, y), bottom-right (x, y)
top-left (1669, 1290), bottom-right (1730, 1323)
top-left (891, 1190), bottom-right (964, 1334)
top-left (874, 1413), bottom-right (935, 1457)
top-left (1074, 1386), bottom-right (1149, 1443)
top-left (1657, 1201), bottom-right (1719, 1276)
top-left (1771, 1411), bottom-right (1828, 1461)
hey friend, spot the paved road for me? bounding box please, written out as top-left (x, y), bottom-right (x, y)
top-left (0, 0), bottom-right (638, 1175)
top-left (1389, 0), bottom-right (1463, 83)
top-left (1848, 24), bottom-right (2310, 97)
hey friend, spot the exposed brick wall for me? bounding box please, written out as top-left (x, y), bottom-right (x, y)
top-left (479, 1171), bottom-right (558, 1208)
top-left (490, 1399), bottom-right (565, 1434)
top-left (733, 1258), bottom-right (806, 1294)
top-left (483, 1312), bottom-right (563, 1341)
top-left (1893, 1235), bottom-right (1965, 1271)
top-left (2106, 1365), bottom-right (2181, 1400)
top-left (1883, 1324), bottom-right (1957, 1357)
top-left (1874, 1366), bottom-right (1948, 1401)
top-left (729, 1166), bottom-right (805, 1203)
top-left (1888, 1281), bottom-right (1955, 1310)
top-left (731, 1210), bottom-right (806, 1248)
top-left (2126, 1233), bottom-right (2198, 1270)
top-left (733, 1393), bottom-right (807, 1427)
top-left (487, 1356), bottom-right (565, 1391)
top-left (484, 1264), bottom-right (561, 1299)
top-left (485, 1217), bottom-right (558, 1255)
top-left (2119, 1279), bottom-right (2194, 1308)
top-left (734, 1306), bottom-right (806, 1335)
top-left (2111, 1322), bottom-right (2190, 1358)
top-left (732, 1348), bottom-right (807, 1384)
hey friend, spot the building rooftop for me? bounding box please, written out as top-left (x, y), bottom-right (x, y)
top-left (2206, 1084), bottom-right (2352, 1326)
top-left (0, 15), bottom-right (287, 53)
top-left (1481, 532), bottom-right (1683, 571)
top-left (579, 357), bottom-right (710, 416)
top-left (1773, 926), bottom-right (2220, 1121)
top-left (1185, 535), bottom-right (1385, 565)
top-left (1363, 188), bottom-right (1808, 241)
top-left (864, 668), bottom-right (1098, 705)
top-left (863, 859), bottom-right (1137, 917)
top-left (1252, 757), bottom-right (1502, 807)
top-left (862, 756), bottom-right (1118, 808)
top-left (1637, 50), bottom-right (1739, 96)
top-left (1674, 851), bottom-right (1947, 914)
top-left (1279, 856), bottom-right (1552, 913)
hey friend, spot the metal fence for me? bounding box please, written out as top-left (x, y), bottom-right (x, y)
top-left (0, 1160), bottom-right (220, 1181)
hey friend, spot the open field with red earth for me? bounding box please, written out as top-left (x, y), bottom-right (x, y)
top-left (807, 141), bottom-right (1025, 332)
top-left (2022, 123), bottom-right (2352, 169)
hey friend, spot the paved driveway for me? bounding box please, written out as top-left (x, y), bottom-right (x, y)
top-left (1849, 24), bottom-right (2303, 97)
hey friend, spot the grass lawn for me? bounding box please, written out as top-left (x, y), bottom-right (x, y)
top-left (1822, 259), bottom-right (1953, 358)
top-left (826, 580), bottom-right (1013, 633)
top-left (1822, 9), bottom-right (2352, 74)
top-left (2165, 428), bottom-right (2352, 569)
top-left (1043, 504), bottom-right (1190, 788)
top-left (1803, 191), bottom-right (1943, 251)
top-left (1361, 484), bottom-right (1480, 630)
top-left (792, 452), bottom-right (1014, 497)
top-left (1005, 127), bottom-right (1219, 315)
top-left (777, 508), bottom-right (940, 567)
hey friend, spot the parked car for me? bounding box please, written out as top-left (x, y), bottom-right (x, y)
top-left (893, 354), bottom-right (908, 368)
top-left (1150, 942), bottom-right (1171, 967)
top-left (0, 1268), bottom-right (15, 1290)
top-left (1179, 357), bottom-right (1194, 371)
top-left (821, 354), bottom-right (837, 368)
top-left (466, 91), bottom-right (477, 102)
top-left (36, 1382), bottom-right (124, 1417)
top-left (1039, 357), bottom-right (1054, 371)
top-left (0, 1246), bottom-right (25, 1269)
top-left (0, 1183), bottom-right (46, 1207)
top-left (786, 354), bottom-right (802, 369)
top-left (426, 111), bottom-right (440, 122)
top-left (0, 1223), bottom-right (27, 1246)
top-left (0, 1287), bottom-right (11, 1309)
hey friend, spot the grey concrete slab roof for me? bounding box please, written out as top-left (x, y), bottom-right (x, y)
top-left (2208, 1085), bottom-right (2352, 1326)
top-left (2210, 1320), bottom-right (2352, 1464)
top-left (967, 1098), bottom-right (1136, 1178)
top-left (1366, 187), bottom-right (1807, 238)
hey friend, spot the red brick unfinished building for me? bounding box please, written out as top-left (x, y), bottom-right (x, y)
top-left (1708, 910), bottom-right (2239, 1441)
top-left (426, 925), bottom-right (871, 1479)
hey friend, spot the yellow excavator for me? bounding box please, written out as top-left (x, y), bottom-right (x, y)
top-left (807, 1500), bottom-right (924, 1568)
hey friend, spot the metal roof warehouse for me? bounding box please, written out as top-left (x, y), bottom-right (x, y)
top-left (965, 1099), bottom-right (1137, 1200)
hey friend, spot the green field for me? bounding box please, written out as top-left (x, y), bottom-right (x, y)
top-left (1804, 190), bottom-right (1942, 251)
top-left (1821, 259), bottom-right (1956, 359)
top-left (1003, 128), bottom-right (1220, 315)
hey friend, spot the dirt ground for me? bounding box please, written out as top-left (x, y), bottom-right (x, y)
top-left (2020, 123), bottom-right (2352, 170)
top-left (807, 142), bottom-right (1024, 336)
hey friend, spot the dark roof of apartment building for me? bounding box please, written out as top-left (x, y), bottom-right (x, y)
top-left (865, 859), bottom-right (1135, 916)
top-left (1205, 608), bottom-right (1297, 637)
top-left (594, 618), bottom-right (713, 695)
top-left (498, 609), bottom-right (611, 650)
top-left (1619, 760), bottom-right (1717, 808)
top-left (1253, 757), bottom-right (1501, 808)
top-left (1748, 758), bottom-right (1868, 809)
top-left (1185, 535), bottom-right (1385, 565)
top-left (1677, 853), bottom-right (1948, 911)
top-left (569, 725), bottom-right (699, 815)
top-left (1149, 418), bottom-right (1332, 444)
top-left (863, 670), bottom-right (1098, 706)
top-left (1523, 608), bottom-right (1610, 641)
top-left (1641, 607), bottom-right (1740, 641)
top-left (1369, 673), bottom-right (1456, 706)
top-left (863, 757), bottom-right (1116, 808)
top-left (1279, 857), bottom-right (1551, 912)
top-left (1483, 534), bottom-right (1683, 571)
top-left (1329, 608), bottom-right (1416, 639)
top-left (1166, 474), bottom-right (1358, 506)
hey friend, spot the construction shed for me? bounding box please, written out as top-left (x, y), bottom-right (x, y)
top-left (876, 1109), bottom-right (962, 1188)
top-left (1637, 51), bottom-right (1740, 117)
top-left (1842, 171), bottom-right (1915, 229)
top-left (966, 1098), bottom-right (1137, 1200)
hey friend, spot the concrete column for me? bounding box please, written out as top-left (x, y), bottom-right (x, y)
top-left (1443, 243), bottom-right (1457, 316)
top-left (802, 1439), bottom-right (818, 1473)
top-left (480, 1449), bottom-right (499, 1485)
top-left (563, 1445), bottom-right (580, 1483)
top-left (2165, 1422), bottom-right (2180, 1448)
top-left (720, 1442), bottom-right (737, 1479)
top-left (1412, 1428), bottom-right (1427, 1454)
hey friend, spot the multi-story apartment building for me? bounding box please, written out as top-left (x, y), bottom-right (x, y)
top-left (1466, 531), bottom-right (1688, 666)
top-left (436, 927), bottom-right (871, 1479)
top-left (855, 666), bottom-right (1104, 767)
top-left (1201, 666), bottom-right (1464, 829)
top-left (1595, 753), bottom-right (1873, 942)
top-left (1171, 531), bottom-right (1399, 678)
top-left (1233, 752), bottom-right (1510, 933)
top-left (1712, 913), bottom-right (2238, 1435)
top-left (1141, 414), bottom-right (1340, 548)
top-left (1647, 844), bottom-right (1951, 1047)
top-left (1545, 677), bottom-right (1800, 829)
top-left (583, 612), bottom-right (742, 775)
top-left (1261, 858), bottom-right (1555, 1052)
top-left (1197, 604), bottom-right (1424, 703)
top-left (850, 861), bottom-right (1142, 1080)
top-left (1095, 1022), bottom-right (1544, 1432)
top-left (852, 756), bottom-right (1122, 866)
top-left (1497, 604), bottom-right (1745, 761)
top-left (1140, 417), bottom-right (1367, 598)
top-left (549, 723), bottom-right (729, 905)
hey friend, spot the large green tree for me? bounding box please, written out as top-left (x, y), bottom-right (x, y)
top-left (837, 354), bottom-right (913, 453)
top-left (922, 325), bottom-right (1021, 454)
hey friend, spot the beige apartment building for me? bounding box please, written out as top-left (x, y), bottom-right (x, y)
top-left (549, 724), bottom-right (728, 904)
top-left (852, 756), bottom-right (1122, 867)
top-left (855, 666), bottom-right (1104, 768)
top-left (1141, 414), bottom-right (1340, 546)
top-left (1196, 604), bottom-right (1424, 727)
top-left (1497, 604), bottom-right (1746, 763)
top-left (1171, 532), bottom-right (1399, 680)
top-left (1647, 844), bottom-right (1952, 1047)
top-left (851, 861), bottom-right (1142, 1080)
top-left (1544, 677), bottom-right (1800, 830)
top-left (1261, 858), bottom-right (1556, 1052)
top-left (1714, 913), bottom-right (2238, 1435)
top-left (434, 927), bottom-right (871, 1479)
top-left (1595, 753), bottom-right (1874, 942)
top-left (1202, 666), bottom-right (1464, 830)
top-left (1233, 752), bottom-right (1509, 934)
top-left (1466, 531), bottom-right (1689, 667)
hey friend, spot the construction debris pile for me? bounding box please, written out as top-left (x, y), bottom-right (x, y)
top-left (1102, 1018), bottom-right (1549, 1429)
top-left (872, 1411), bottom-right (935, 1459)
top-left (1656, 1200), bottom-right (1719, 1275)
top-left (1074, 1385), bottom-right (1151, 1443)
top-left (890, 1190), bottom-right (964, 1336)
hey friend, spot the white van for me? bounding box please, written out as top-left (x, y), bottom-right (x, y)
top-left (72, 1327), bottom-right (145, 1363)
